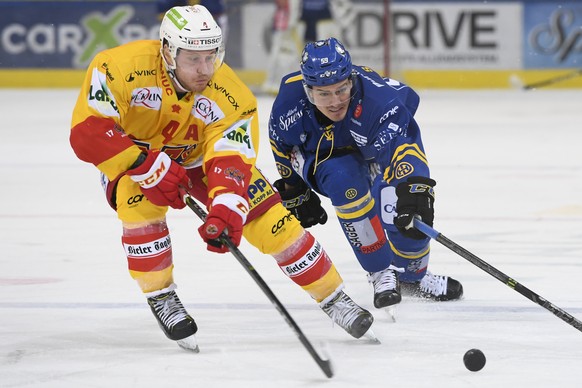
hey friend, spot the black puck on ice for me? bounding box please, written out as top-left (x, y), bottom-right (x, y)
top-left (463, 348), bottom-right (486, 372)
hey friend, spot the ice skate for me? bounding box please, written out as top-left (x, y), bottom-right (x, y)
top-left (320, 290), bottom-right (375, 340)
top-left (368, 266), bottom-right (401, 322)
top-left (400, 271), bottom-right (463, 301)
top-left (368, 266), bottom-right (402, 308)
top-left (147, 290), bottom-right (199, 352)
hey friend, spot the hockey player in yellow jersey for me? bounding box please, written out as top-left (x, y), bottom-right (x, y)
top-left (70, 5), bottom-right (374, 351)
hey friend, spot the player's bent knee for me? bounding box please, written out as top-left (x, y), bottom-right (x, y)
top-left (243, 203), bottom-right (303, 255)
top-left (116, 175), bottom-right (169, 223)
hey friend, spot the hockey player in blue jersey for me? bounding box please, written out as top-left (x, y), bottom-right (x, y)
top-left (269, 38), bottom-right (463, 313)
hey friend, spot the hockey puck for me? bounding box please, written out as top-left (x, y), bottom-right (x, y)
top-left (463, 348), bottom-right (486, 372)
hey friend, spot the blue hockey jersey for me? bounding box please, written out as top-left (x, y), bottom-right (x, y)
top-left (269, 65), bottom-right (430, 188)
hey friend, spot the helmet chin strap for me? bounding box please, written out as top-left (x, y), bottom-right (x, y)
top-left (161, 52), bottom-right (190, 93)
top-left (168, 68), bottom-right (190, 93)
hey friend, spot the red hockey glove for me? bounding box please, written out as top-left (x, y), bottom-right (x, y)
top-left (198, 193), bottom-right (249, 253)
top-left (127, 150), bottom-right (191, 209)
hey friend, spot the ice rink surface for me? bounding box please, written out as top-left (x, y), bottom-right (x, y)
top-left (1, 88), bottom-right (582, 387)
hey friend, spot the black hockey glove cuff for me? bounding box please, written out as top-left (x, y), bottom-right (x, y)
top-left (394, 176), bottom-right (436, 240)
top-left (274, 179), bottom-right (328, 228)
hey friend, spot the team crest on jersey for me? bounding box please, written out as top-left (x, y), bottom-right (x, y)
top-left (276, 162), bottom-right (293, 178)
top-left (395, 162), bottom-right (414, 180)
top-left (224, 167), bottom-right (245, 187)
top-left (345, 188), bottom-right (358, 200)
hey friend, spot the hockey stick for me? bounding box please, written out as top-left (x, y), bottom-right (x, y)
top-left (413, 218), bottom-right (582, 333)
top-left (180, 190), bottom-right (334, 378)
top-left (521, 68), bottom-right (582, 90)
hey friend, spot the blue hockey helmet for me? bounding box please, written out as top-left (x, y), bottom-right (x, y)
top-left (300, 38), bottom-right (352, 87)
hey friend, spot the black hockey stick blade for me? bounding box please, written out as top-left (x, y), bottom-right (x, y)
top-left (180, 189), bottom-right (334, 378)
top-left (413, 218), bottom-right (582, 333)
top-left (522, 68), bottom-right (582, 90)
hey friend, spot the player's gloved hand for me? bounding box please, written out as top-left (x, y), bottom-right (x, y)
top-left (274, 179), bottom-right (327, 228)
top-left (198, 193), bottom-right (249, 253)
top-left (394, 176), bottom-right (436, 239)
top-left (127, 150), bottom-right (191, 209)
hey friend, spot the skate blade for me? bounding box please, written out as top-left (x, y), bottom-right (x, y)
top-left (384, 305), bottom-right (396, 322)
top-left (362, 328), bottom-right (381, 344)
top-left (177, 335), bottom-right (200, 353)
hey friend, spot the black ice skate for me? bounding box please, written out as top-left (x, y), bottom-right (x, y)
top-left (367, 267), bottom-right (402, 308)
top-left (320, 290), bottom-right (375, 339)
top-left (400, 271), bottom-right (463, 301)
top-left (147, 290), bottom-right (199, 352)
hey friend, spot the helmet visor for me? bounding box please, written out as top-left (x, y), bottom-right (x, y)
top-left (304, 78), bottom-right (355, 107)
top-left (176, 47), bottom-right (224, 73)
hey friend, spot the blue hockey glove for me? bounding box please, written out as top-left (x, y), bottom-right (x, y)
top-left (394, 176), bottom-right (436, 239)
top-left (274, 179), bottom-right (328, 228)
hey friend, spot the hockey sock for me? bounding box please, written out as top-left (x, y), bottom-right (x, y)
top-left (273, 231), bottom-right (343, 302)
top-left (122, 221), bottom-right (175, 293)
top-left (389, 243), bottom-right (430, 283)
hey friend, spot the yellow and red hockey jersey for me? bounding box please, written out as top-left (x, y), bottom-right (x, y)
top-left (70, 39), bottom-right (259, 202)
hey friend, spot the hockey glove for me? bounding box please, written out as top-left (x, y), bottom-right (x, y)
top-left (198, 193), bottom-right (249, 253)
top-left (274, 179), bottom-right (328, 228)
top-left (394, 176), bottom-right (436, 240)
top-left (127, 150), bottom-right (191, 209)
